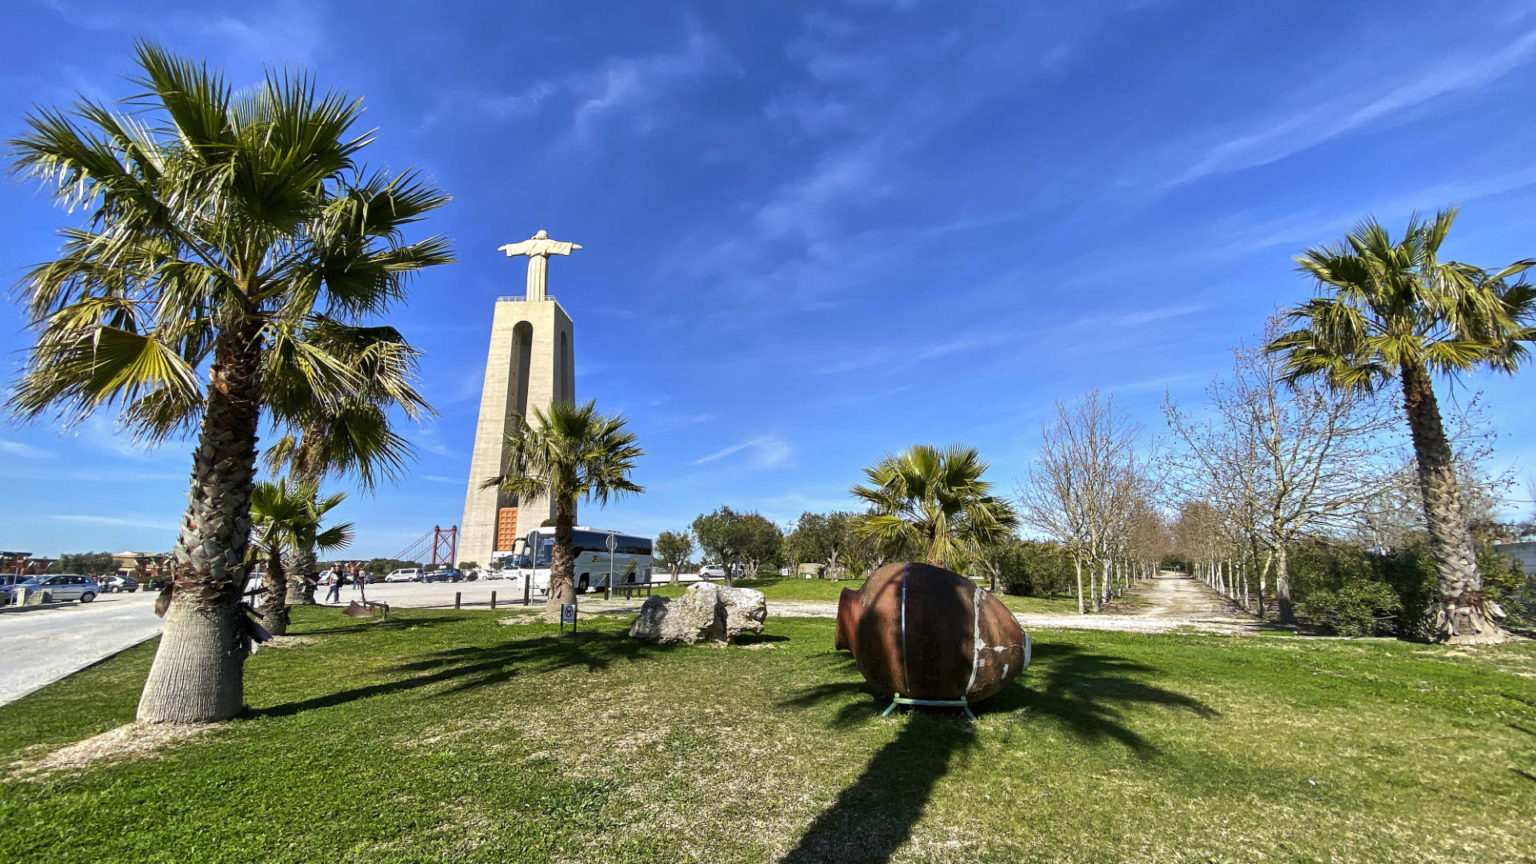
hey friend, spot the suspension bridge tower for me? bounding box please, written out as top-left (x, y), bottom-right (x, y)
top-left (458, 230), bottom-right (578, 567)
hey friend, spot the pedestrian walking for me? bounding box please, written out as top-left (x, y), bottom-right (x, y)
top-left (324, 566), bottom-right (341, 604)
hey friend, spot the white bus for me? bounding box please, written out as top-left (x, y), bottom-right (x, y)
top-left (506, 526), bottom-right (653, 594)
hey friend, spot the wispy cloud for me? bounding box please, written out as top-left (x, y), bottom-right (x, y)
top-left (813, 331), bottom-right (1008, 375)
top-left (474, 23), bottom-right (735, 141)
top-left (691, 435), bottom-right (792, 469)
top-left (648, 412), bottom-right (719, 433)
top-left (1170, 28), bottom-right (1536, 188)
top-left (51, 513), bottom-right (177, 531)
top-left (419, 475), bottom-right (462, 485)
top-left (0, 439), bottom-right (55, 460)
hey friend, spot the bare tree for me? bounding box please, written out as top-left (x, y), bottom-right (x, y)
top-left (1019, 391), bottom-right (1148, 614)
top-left (1165, 332), bottom-right (1398, 623)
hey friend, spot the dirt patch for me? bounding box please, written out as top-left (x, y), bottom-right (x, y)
top-left (9, 722), bottom-right (219, 779)
top-left (496, 614), bottom-right (541, 626)
top-left (262, 635), bottom-right (319, 648)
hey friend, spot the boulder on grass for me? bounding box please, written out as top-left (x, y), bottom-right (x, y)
top-left (629, 581), bottom-right (766, 644)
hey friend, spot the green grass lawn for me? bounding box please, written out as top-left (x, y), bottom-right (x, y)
top-left (651, 575), bottom-right (1080, 614)
top-left (3, 607), bottom-right (1534, 863)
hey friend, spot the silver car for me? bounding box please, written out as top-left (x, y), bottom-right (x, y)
top-left (18, 574), bottom-right (100, 603)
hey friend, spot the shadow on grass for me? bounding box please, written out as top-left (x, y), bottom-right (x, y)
top-left (987, 642), bottom-right (1218, 756)
top-left (1512, 768), bottom-right (1536, 784)
top-left (779, 715), bottom-right (973, 864)
top-left (295, 615), bottom-right (466, 636)
top-left (248, 630), bottom-right (678, 718)
top-left (775, 642), bottom-right (1217, 863)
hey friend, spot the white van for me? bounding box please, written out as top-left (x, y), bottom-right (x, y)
top-left (384, 568), bottom-right (422, 583)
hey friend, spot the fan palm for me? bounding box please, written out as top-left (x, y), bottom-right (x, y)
top-left (264, 322), bottom-right (430, 605)
top-left (851, 444), bottom-right (1019, 569)
top-left (249, 479), bottom-right (353, 636)
top-left (1267, 208), bottom-right (1534, 644)
top-left (482, 400), bottom-right (643, 617)
top-left (7, 44), bottom-right (452, 721)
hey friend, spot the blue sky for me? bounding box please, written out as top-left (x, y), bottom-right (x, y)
top-left (2, 0), bottom-right (1534, 559)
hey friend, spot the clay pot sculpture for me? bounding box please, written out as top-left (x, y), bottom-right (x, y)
top-left (836, 561), bottom-right (1030, 703)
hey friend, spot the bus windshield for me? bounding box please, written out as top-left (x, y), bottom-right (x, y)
top-left (534, 538), bottom-right (554, 568)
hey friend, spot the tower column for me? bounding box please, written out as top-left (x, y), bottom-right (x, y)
top-left (460, 230), bottom-right (581, 567)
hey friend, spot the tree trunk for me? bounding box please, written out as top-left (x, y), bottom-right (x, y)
top-left (1257, 552), bottom-right (1271, 621)
top-left (259, 548), bottom-right (289, 636)
top-left (137, 324), bottom-right (262, 724)
top-left (1074, 557), bottom-right (1084, 615)
top-left (1275, 546), bottom-right (1294, 625)
top-left (1089, 558), bottom-right (1100, 613)
top-left (670, 564), bottom-right (679, 586)
top-left (284, 455), bottom-right (323, 606)
top-left (1400, 362), bottom-right (1508, 644)
top-left (544, 497), bottom-right (577, 620)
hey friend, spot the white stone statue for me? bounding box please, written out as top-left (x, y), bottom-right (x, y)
top-left (499, 229), bottom-right (581, 301)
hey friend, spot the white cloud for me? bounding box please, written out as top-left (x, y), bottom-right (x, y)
top-left (420, 475), bottom-right (462, 485)
top-left (1171, 28), bottom-right (1536, 187)
top-left (51, 513), bottom-right (177, 531)
top-left (0, 439), bottom-right (55, 460)
top-left (477, 23), bottom-right (735, 141)
top-left (691, 435), bottom-right (792, 469)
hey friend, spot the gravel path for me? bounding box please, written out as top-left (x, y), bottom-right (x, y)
top-left (752, 573), bottom-right (1263, 635)
top-left (503, 573), bottom-right (1264, 635)
top-left (0, 592), bottom-right (163, 706)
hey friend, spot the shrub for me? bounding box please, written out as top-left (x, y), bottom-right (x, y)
top-left (1297, 579), bottom-right (1402, 637)
top-left (998, 541), bottom-right (1076, 597)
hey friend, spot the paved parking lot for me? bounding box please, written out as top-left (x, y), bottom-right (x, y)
top-left (0, 574), bottom-right (712, 707)
top-left (0, 591), bottom-right (163, 705)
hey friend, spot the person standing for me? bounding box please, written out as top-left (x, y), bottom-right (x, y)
top-left (324, 566), bottom-right (341, 604)
top-left (353, 564), bottom-right (366, 602)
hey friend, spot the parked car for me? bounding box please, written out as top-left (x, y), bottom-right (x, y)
top-left (424, 569), bottom-right (460, 583)
top-left (102, 575), bottom-right (140, 593)
top-left (17, 574), bottom-right (100, 603)
top-left (383, 568), bottom-right (422, 583)
top-left (697, 564), bottom-right (727, 580)
top-left (0, 573), bottom-right (28, 604)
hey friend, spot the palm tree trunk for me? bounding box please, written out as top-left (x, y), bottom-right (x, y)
top-left (545, 497), bottom-right (577, 619)
top-left (258, 546), bottom-right (290, 636)
top-left (1400, 362), bottom-right (1507, 644)
top-left (137, 326), bottom-right (262, 723)
top-left (285, 453), bottom-right (323, 606)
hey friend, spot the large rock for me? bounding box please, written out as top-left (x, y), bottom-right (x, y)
top-left (629, 582), bottom-right (766, 644)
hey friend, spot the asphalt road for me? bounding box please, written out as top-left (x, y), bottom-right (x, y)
top-left (0, 591), bottom-right (163, 706)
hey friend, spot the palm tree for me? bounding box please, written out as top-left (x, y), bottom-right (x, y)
top-left (249, 479), bottom-right (353, 635)
top-left (483, 400), bottom-right (643, 617)
top-left (264, 323), bottom-right (430, 605)
top-left (7, 44), bottom-right (452, 721)
top-left (851, 444), bottom-right (1019, 569)
top-left (1268, 208), bottom-right (1534, 644)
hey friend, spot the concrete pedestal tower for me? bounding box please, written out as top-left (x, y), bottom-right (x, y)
top-left (459, 230), bottom-right (579, 567)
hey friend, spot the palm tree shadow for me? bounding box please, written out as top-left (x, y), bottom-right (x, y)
top-left (779, 716), bottom-right (973, 864)
top-left (987, 642), bottom-right (1219, 756)
top-left (774, 643), bottom-right (1217, 863)
top-left (248, 631), bottom-right (676, 718)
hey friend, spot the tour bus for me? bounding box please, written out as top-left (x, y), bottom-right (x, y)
top-left (507, 526), bottom-right (653, 594)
